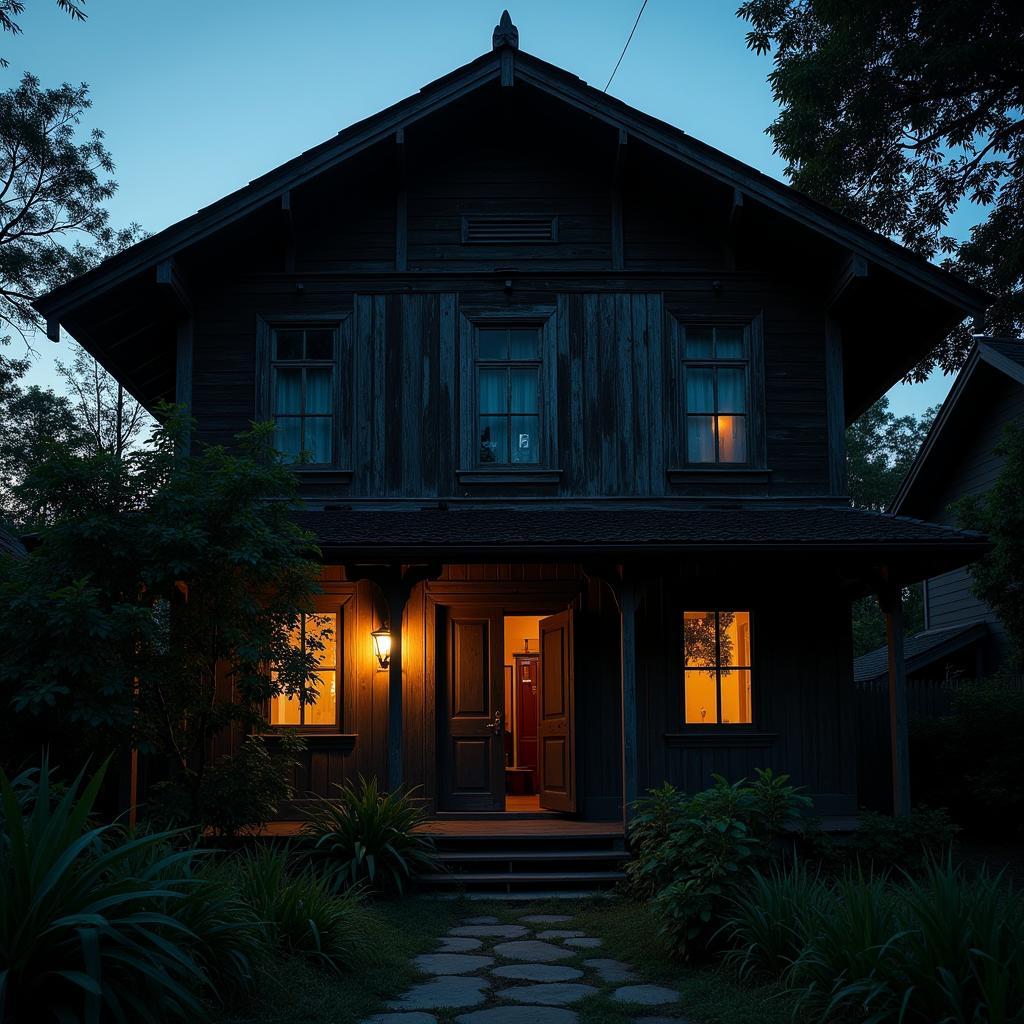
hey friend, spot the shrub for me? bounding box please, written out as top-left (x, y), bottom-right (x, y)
top-left (0, 762), bottom-right (209, 1023)
top-left (231, 846), bottom-right (368, 970)
top-left (851, 805), bottom-right (959, 872)
top-left (302, 775), bottom-right (439, 896)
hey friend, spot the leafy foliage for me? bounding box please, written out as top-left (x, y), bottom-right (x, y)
top-left (739, 0), bottom-right (1024, 378)
top-left (957, 422), bottom-right (1024, 669)
top-left (1, 2), bottom-right (87, 69)
top-left (302, 776), bottom-right (439, 896)
top-left (626, 771), bottom-right (812, 958)
top-left (850, 806), bottom-right (959, 872)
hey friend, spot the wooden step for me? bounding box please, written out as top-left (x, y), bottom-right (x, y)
top-left (442, 849), bottom-right (627, 863)
top-left (419, 870), bottom-right (625, 886)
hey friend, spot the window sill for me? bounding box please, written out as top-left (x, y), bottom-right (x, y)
top-left (664, 731), bottom-right (777, 749)
top-left (293, 468), bottom-right (353, 483)
top-left (260, 732), bottom-right (357, 748)
top-left (457, 468), bottom-right (562, 485)
top-left (667, 467), bottom-right (771, 485)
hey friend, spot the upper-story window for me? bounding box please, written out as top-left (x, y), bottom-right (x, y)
top-left (682, 325), bottom-right (750, 464)
top-left (476, 326), bottom-right (541, 466)
top-left (270, 326), bottom-right (336, 464)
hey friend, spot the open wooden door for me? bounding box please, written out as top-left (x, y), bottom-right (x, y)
top-left (438, 607), bottom-right (505, 811)
top-left (538, 610), bottom-right (576, 812)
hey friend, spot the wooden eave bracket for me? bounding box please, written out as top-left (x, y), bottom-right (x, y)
top-left (395, 129), bottom-right (408, 272)
top-left (155, 258), bottom-right (192, 316)
top-left (828, 252), bottom-right (870, 310)
top-left (46, 317), bottom-right (60, 343)
top-left (279, 191), bottom-right (296, 273)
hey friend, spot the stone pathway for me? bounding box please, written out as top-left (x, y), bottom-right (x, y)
top-left (364, 910), bottom-right (686, 1024)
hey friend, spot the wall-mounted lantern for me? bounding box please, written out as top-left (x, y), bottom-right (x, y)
top-left (371, 624), bottom-right (393, 670)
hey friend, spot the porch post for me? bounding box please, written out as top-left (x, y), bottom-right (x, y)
top-left (383, 581), bottom-right (407, 793)
top-left (619, 579), bottom-right (643, 818)
top-left (882, 584), bottom-right (911, 816)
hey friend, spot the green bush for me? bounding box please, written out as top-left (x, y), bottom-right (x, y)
top-left (302, 775), bottom-right (439, 896)
top-left (627, 770), bottom-right (812, 959)
top-left (0, 762), bottom-right (210, 1023)
top-left (231, 846), bottom-right (369, 970)
top-left (851, 805), bottom-right (959, 872)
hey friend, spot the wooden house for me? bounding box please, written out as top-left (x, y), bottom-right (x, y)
top-left (35, 14), bottom-right (990, 856)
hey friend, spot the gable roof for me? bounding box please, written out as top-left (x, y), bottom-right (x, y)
top-left (853, 621), bottom-right (988, 685)
top-left (890, 338), bottom-right (1024, 515)
top-left (35, 31), bottom-right (989, 323)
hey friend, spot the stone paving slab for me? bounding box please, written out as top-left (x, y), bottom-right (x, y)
top-left (491, 964), bottom-right (584, 982)
top-left (582, 958), bottom-right (638, 983)
top-left (492, 939), bottom-right (575, 962)
top-left (387, 976), bottom-right (489, 1010)
top-left (462, 916), bottom-right (500, 925)
top-left (362, 1015), bottom-right (438, 1024)
top-left (450, 925), bottom-right (528, 939)
top-left (631, 1017), bottom-right (692, 1024)
top-left (413, 953), bottom-right (495, 975)
top-left (519, 914), bottom-right (573, 924)
top-left (437, 936), bottom-right (484, 952)
top-left (562, 936), bottom-right (602, 949)
top-left (455, 1007), bottom-right (579, 1024)
top-left (612, 984), bottom-right (681, 1006)
top-left (498, 982), bottom-right (599, 1006)
top-left (536, 929), bottom-right (586, 939)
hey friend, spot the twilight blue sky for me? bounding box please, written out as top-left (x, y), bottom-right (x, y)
top-left (7, 0), bottom-right (985, 417)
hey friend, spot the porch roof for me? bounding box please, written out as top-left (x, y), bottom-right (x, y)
top-left (294, 504), bottom-right (986, 580)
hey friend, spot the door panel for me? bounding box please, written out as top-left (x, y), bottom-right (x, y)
top-left (538, 610), bottom-right (575, 812)
top-left (438, 607), bottom-right (505, 810)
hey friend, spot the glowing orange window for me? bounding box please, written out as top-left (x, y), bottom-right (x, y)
top-left (683, 610), bottom-right (753, 725)
top-left (682, 325), bottom-right (749, 465)
top-left (270, 612), bottom-right (338, 728)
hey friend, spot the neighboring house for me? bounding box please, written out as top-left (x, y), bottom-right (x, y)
top-left (880, 338), bottom-right (1024, 678)
top-left (34, 13), bottom-right (989, 840)
top-left (0, 526), bottom-right (27, 560)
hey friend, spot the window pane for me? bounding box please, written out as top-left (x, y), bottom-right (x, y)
top-left (717, 415), bottom-right (747, 463)
top-left (686, 368), bottom-right (715, 413)
top-left (274, 368), bottom-right (302, 413)
top-left (305, 329), bottom-right (333, 360)
top-left (307, 613), bottom-right (337, 668)
top-left (304, 417), bottom-right (332, 463)
top-left (720, 668), bottom-right (752, 724)
top-left (683, 611), bottom-right (717, 668)
top-left (687, 416), bottom-right (716, 463)
top-left (511, 415), bottom-right (540, 464)
top-left (715, 327), bottom-right (745, 359)
top-left (510, 367), bottom-right (538, 413)
top-left (717, 368), bottom-right (746, 413)
top-left (685, 669), bottom-right (718, 724)
top-left (306, 672), bottom-right (337, 726)
top-left (270, 691), bottom-right (301, 725)
top-left (274, 329), bottom-right (303, 360)
top-left (478, 416), bottom-right (507, 463)
top-left (479, 329), bottom-right (507, 360)
top-left (509, 328), bottom-right (540, 360)
top-left (685, 326), bottom-right (714, 359)
top-left (718, 611), bottom-right (751, 668)
top-left (479, 368), bottom-right (507, 413)
top-left (305, 368), bottom-right (332, 413)
top-left (274, 417), bottom-right (301, 460)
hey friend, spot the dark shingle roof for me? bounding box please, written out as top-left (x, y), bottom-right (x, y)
top-left (854, 621), bottom-right (989, 684)
top-left (293, 504), bottom-right (985, 555)
top-left (0, 526), bottom-right (27, 559)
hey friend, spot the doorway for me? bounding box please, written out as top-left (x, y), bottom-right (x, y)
top-left (436, 603), bottom-right (577, 814)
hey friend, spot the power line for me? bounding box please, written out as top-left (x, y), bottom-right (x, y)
top-left (604, 0), bottom-right (650, 93)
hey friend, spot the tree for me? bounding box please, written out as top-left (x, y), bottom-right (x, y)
top-left (0, 413), bottom-right (325, 829)
top-left (846, 397), bottom-right (936, 655)
top-left (956, 422), bottom-right (1024, 670)
top-left (738, 1), bottom-right (1024, 378)
top-left (55, 345), bottom-right (148, 459)
top-left (1, 1), bottom-right (86, 68)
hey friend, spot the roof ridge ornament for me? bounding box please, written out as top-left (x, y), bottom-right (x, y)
top-left (492, 10), bottom-right (519, 50)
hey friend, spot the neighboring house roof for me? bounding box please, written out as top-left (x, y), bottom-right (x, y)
top-left (853, 621), bottom-right (989, 685)
top-left (0, 526), bottom-right (28, 559)
top-left (891, 338), bottom-right (1024, 516)
top-left (294, 504), bottom-right (986, 571)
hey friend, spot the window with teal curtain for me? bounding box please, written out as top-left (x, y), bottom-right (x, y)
top-left (271, 327), bottom-right (335, 464)
top-left (682, 325), bottom-right (749, 465)
top-left (476, 326), bottom-right (541, 465)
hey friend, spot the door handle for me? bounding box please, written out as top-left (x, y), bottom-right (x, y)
top-left (489, 710), bottom-right (503, 734)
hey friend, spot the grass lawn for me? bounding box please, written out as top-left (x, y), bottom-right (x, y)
top-left (213, 894), bottom-right (796, 1024)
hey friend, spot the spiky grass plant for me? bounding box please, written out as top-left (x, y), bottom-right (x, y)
top-left (301, 776), bottom-right (439, 896)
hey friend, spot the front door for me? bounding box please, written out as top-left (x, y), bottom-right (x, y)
top-left (438, 606), bottom-right (505, 811)
top-left (538, 610), bottom-right (576, 812)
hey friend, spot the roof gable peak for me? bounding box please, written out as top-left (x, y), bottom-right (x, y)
top-left (493, 10), bottom-right (519, 50)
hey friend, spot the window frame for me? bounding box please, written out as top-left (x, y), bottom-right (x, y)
top-left (682, 608), bottom-right (756, 730)
top-left (667, 312), bottom-right (766, 474)
top-left (255, 313), bottom-right (351, 473)
top-left (457, 306), bottom-right (560, 483)
top-left (267, 603), bottom-right (344, 733)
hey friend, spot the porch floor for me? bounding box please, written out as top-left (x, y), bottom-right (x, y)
top-left (414, 817), bottom-right (624, 838)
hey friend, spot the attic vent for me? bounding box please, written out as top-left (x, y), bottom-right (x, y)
top-left (461, 215), bottom-right (558, 244)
